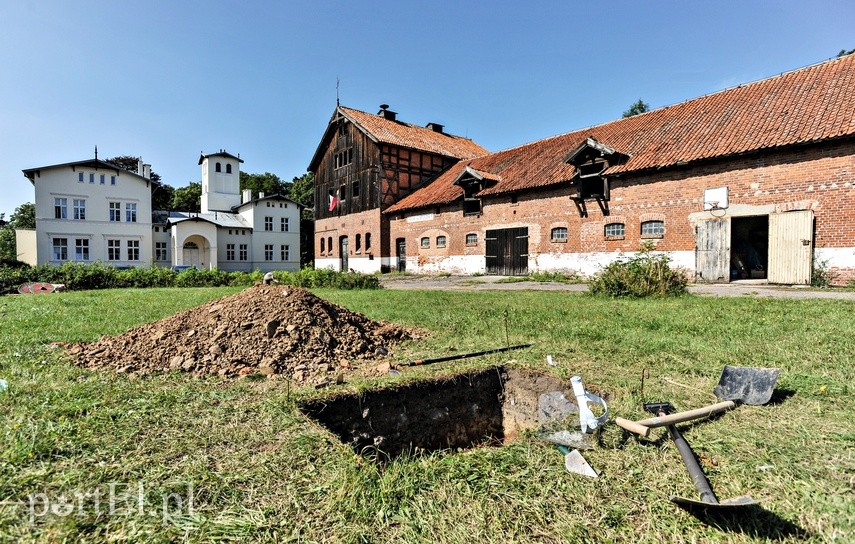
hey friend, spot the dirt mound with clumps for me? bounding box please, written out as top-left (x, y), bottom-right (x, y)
top-left (71, 285), bottom-right (415, 384)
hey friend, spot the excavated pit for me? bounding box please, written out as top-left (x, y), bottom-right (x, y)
top-left (300, 366), bottom-right (579, 460)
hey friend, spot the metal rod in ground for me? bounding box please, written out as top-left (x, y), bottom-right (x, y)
top-left (401, 344), bottom-right (532, 367)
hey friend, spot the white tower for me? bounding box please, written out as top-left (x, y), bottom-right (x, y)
top-left (200, 150), bottom-right (244, 213)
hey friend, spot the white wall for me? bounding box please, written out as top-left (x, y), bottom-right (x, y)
top-left (239, 198), bottom-right (301, 272)
top-left (31, 165), bottom-right (152, 266)
top-left (201, 156), bottom-right (241, 213)
top-left (14, 228), bottom-right (37, 265)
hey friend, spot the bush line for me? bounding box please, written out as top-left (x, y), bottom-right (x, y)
top-left (0, 262), bottom-right (380, 292)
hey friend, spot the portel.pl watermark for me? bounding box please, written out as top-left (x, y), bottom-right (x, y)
top-left (0, 482), bottom-right (195, 523)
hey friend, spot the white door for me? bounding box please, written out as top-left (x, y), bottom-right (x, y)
top-left (768, 210), bottom-right (814, 285)
top-left (695, 219), bottom-right (730, 282)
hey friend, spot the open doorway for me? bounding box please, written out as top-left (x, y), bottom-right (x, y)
top-left (730, 216), bottom-right (768, 280)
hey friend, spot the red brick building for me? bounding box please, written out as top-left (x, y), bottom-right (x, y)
top-left (313, 54), bottom-right (855, 284)
top-left (308, 105), bottom-right (487, 272)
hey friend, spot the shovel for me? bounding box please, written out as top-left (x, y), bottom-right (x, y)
top-left (645, 402), bottom-right (758, 512)
top-left (617, 365), bottom-right (781, 434)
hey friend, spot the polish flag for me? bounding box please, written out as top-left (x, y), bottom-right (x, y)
top-left (328, 194), bottom-right (339, 212)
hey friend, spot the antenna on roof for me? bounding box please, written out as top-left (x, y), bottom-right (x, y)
top-left (336, 77), bottom-right (340, 107)
top-left (94, 145), bottom-right (98, 160)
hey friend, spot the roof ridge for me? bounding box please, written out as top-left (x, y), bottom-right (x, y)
top-left (338, 105), bottom-right (482, 143)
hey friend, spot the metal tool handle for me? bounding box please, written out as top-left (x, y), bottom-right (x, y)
top-left (636, 400), bottom-right (736, 428)
top-left (667, 424), bottom-right (718, 505)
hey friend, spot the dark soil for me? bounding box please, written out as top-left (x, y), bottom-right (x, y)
top-left (71, 285), bottom-right (415, 384)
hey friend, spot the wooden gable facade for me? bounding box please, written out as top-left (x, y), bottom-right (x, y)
top-left (309, 105), bottom-right (488, 272)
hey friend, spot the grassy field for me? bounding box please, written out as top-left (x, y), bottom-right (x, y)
top-left (0, 287), bottom-right (852, 543)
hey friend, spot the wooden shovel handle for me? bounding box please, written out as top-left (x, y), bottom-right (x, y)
top-left (636, 400), bottom-right (737, 428)
top-left (615, 417), bottom-right (652, 437)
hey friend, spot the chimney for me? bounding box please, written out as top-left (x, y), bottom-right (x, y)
top-left (242, 189), bottom-right (252, 204)
top-left (259, 191), bottom-right (265, 199)
top-left (143, 164), bottom-right (151, 179)
top-left (137, 158), bottom-right (144, 176)
top-left (426, 122), bottom-right (444, 133)
top-left (378, 104), bottom-right (397, 122)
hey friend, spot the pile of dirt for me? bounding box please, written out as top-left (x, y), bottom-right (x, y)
top-left (71, 285), bottom-right (415, 383)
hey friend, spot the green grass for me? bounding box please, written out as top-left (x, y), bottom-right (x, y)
top-left (1, 288), bottom-right (853, 542)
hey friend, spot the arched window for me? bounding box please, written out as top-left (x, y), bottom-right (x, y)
top-left (226, 164), bottom-right (232, 174)
top-left (215, 162), bottom-right (222, 173)
top-left (641, 220), bottom-right (665, 238)
top-left (355, 233), bottom-right (362, 252)
top-left (465, 233), bottom-right (478, 245)
top-left (436, 235), bottom-right (447, 248)
top-left (320, 237), bottom-right (325, 254)
top-left (604, 223), bottom-right (626, 238)
top-left (420, 237), bottom-right (430, 249)
top-left (551, 227), bottom-right (568, 242)
top-left (365, 232), bottom-right (372, 250)
top-left (327, 237), bottom-right (333, 254)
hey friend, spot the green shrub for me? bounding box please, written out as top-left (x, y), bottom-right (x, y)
top-left (812, 255), bottom-right (839, 288)
top-left (274, 266), bottom-right (381, 289)
top-left (115, 266), bottom-right (176, 288)
top-left (529, 270), bottom-right (583, 283)
top-left (589, 244), bottom-right (688, 298)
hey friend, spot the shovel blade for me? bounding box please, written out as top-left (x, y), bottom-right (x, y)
top-left (713, 365), bottom-right (781, 405)
top-left (671, 494), bottom-right (758, 512)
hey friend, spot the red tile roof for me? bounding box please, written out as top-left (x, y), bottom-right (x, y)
top-left (308, 106), bottom-right (488, 171)
top-left (387, 54), bottom-right (855, 213)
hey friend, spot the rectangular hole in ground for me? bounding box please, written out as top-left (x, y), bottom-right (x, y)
top-left (299, 366), bottom-right (574, 461)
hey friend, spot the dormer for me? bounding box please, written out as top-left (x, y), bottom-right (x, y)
top-left (564, 137), bottom-right (627, 215)
top-left (453, 166), bottom-right (500, 216)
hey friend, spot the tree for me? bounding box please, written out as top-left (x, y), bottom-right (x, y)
top-left (288, 172), bottom-right (314, 208)
top-left (623, 99), bottom-right (650, 118)
top-left (0, 202), bottom-right (36, 261)
top-left (171, 182), bottom-right (202, 213)
top-left (240, 172), bottom-right (287, 200)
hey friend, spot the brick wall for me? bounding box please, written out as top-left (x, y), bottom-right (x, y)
top-left (389, 140), bottom-right (855, 282)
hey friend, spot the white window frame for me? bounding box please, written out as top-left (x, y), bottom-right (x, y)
top-left (641, 220), bottom-right (665, 238)
top-left (73, 199), bottom-right (86, 220)
top-left (75, 238), bottom-right (90, 261)
top-left (126, 203), bottom-right (137, 223)
top-left (155, 242), bottom-right (167, 261)
top-left (280, 244), bottom-right (289, 261)
top-left (127, 240), bottom-right (140, 261)
top-left (605, 223), bottom-right (626, 238)
top-left (54, 198), bottom-right (67, 219)
top-left (436, 235), bottom-right (447, 248)
top-left (264, 244), bottom-right (273, 261)
top-left (239, 244), bottom-right (248, 261)
top-left (52, 238), bottom-right (68, 261)
top-left (280, 217), bottom-right (289, 232)
top-left (264, 217), bottom-right (273, 231)
top-left (107, 239), bottom-right (121, 261)
top-left (420, 237), bottom-right (430, 249)
top-left (109, 202), bottom-right (121, 222)
top-left (551, 227), bottom-right (568, 243)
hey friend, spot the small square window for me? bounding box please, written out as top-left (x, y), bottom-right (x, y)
top-left (641, 220), bottom-right (665, 238)
top-left (465, 233), bottom-right (478, 245)
top-left (436, 235), bottom-right (447, 248)
top-left (605, 223), bottom-right (626, 238)
top-left (551, 227), bottom-right (568, 243)
top-left (420, 237), bottom-right (430, 249)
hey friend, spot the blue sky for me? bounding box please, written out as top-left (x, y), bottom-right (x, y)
top-left (1, 0), bottom-right (853, 217)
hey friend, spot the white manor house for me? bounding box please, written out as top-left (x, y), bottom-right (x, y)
top-left (18, 151), bottom-right (303, 272)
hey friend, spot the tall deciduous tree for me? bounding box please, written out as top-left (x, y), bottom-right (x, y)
top-left (0, 202), bottom-right (36, 262)
top-left (171, 182), bottom-right (202, 213)
top-left (239, 172), bottom-right (287, 200)
top-left (622, 99), bottom-right (650, 118)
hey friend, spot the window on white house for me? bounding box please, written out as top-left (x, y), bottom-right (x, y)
top-left (215, 162), bottom-right (221, 172)
top-left (89, 173), bottom-right (95, 184)
top-left (107, 239), bottom-right (120, 261)
top-left (551, 227), bottom-right (568, 242)
top-left (420, 237), bottom-right (430, 249)
top-left (100, 174), bottom-right (105, 185)
top-left (127, 240), bottom-right (140, 261)
top-left (436, 235), bottom-right (447, 248)
top-left (281, 217), bottom-right (289, 232)
top-left (125, 203), bottom-right (137, 223)
top-left (641, 220), bottom-right (665, 238)
top-left (239, 244), bottom-right (248, 261)
top-left (54, 198), bottom-right (67, 219)
top-left (280, 244), bottom-right (289, 261)
top-left (466, 233), bottom-right (478, 245)
top-left (155, 242), bottom-right (167, 261)
top-left (110, 175), bottom-right (116, 185)
top-left (264, 244), bottom-right (273, 261)
top-left (226, 164), bottom-right (232, 174)
top-left (75, 239), bottom-right (89, 261)
top-left (52, 238), bottom-right (68, 261)
top-left (264, 217), bottom-right (273, 231)
top-left (109, 202), bottom-right (121, 222)
top-left (78, 172), bottom-right (84, 183)
top-left (73, 199), bottom-right (86, 220)
top-left (605, 223), bottom-right (626, 238)
top-left (226, 243), bottom-right (235, 261)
